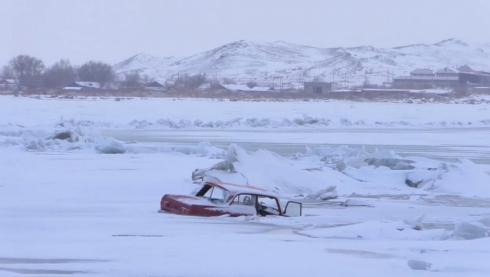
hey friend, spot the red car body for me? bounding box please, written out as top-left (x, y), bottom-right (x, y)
top-left (160, 180), bottom-right (302, 217)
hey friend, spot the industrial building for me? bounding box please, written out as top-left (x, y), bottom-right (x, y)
top-left (392, 68), bottom-right (490, 90)
top-left (304, 81), bottom-right (333, 94)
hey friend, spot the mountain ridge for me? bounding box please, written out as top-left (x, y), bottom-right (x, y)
top-left (114, 38), bottom-right (490, 87)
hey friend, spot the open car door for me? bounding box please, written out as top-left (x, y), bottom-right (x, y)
top-left (283, 201), bottom-right (302, 217)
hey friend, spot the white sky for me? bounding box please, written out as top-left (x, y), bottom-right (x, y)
top-left (1, 0), bottom-right (490, 66)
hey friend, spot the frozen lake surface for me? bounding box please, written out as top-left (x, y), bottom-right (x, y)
top-left (2, 150), bottom-right (490, 277)
top-left (1, 96), bottom-right (490, 276)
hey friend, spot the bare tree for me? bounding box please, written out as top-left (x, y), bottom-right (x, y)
top-left (222, 78), bottom-right (236, 85)
top-left (141, 74), bottom-right (154, 84)
top-left (78, 61), bottom-right (115, 87)
top-left (246, 81), bottom-right (258, 89)
top-left (1, 65), bottom-right (14, 79)
top-left (42, 59), bottom-right (76, 89)
top-left (173, 73), bottom-right (207, 89)
top-left (121, 71), bottom-right (143, 89)
top-left (7, 55), bottom-right (45, 88)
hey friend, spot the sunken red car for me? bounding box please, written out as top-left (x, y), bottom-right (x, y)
top-left (160, 180), bottom-right (302, 217)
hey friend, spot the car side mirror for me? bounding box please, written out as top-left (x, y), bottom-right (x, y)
top-left (284, 201), bottom-right (302, 217)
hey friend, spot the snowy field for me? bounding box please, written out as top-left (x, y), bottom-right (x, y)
top-left (1, 95), bottom-right (490, 276)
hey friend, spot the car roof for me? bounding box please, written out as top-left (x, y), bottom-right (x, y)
top-left (205, 180), bottom-right (278, 198)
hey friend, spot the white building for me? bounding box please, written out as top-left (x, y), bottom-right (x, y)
top-left (0, 79), bottom-right (16, 90)
top-left (63, 81), bottom-right (101, 91)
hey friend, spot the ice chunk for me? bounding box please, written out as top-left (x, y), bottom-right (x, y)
top-left (365, 158), bottom-right (415, 170)
top-left (52, 130), bottom-right (78, 142)
top-left (479, 217), bottom-right (490, 227)
top-left (404, 215), bottom-right (426, 231)
top-left (341, 199), bottom-right (371, 207)
top-left (405, 170), bottom-right (426, 188)
top-left (306, 186), bottom-right (338, 200)
top-left (95, 139), bottom-right (126, 154)
top-left (191, 145), bottom-right (238, 182)
top-left (24, 139), bottom-right (47, 152)
top-left (405, 168), bottom-right (442, 188)
top-left (451, 222), bottom-right (489, 240)
top-left (407, 259), bottom-right (432, 271)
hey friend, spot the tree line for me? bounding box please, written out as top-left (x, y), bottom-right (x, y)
top-left (1, 55), bottom-right (146, 90)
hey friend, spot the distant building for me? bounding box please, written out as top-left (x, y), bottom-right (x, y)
top-left (464, 70), bottom-right (490, 81)
top-left (144, 81), bottom-right (166, 91)
top-left (63, 81), bottom-right (101, 91)
top-left (471, 87), bottom-right (490, 95)
top-left (410, 68), bottom-right (434, 77)
top-left (0, 79), bottom-right (16, 90)
top-left (392, 68), bottom-right (490, 90)
top-left (222, 83), bottom-right (272, 92)
top-left (304, 81), bottom-right (333, 94)
top-left (435, 68), bottom-right (458, 78)
top-left (458, 65), bottom-right (474, 73)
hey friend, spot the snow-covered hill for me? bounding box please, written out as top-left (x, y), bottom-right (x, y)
top-left (114, 39), bottom-right (490, 88)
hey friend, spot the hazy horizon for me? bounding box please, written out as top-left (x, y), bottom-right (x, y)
top-left (2, 0), bottom-right (490, 66)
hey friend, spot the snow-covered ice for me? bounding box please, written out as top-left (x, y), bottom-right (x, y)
top-left (2, 95), bottom-right (490, 129)
top-left (1, 95), bottom-right (490, 276)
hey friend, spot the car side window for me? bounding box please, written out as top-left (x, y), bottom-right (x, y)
top-left (231, 194), bottom-right (255, 206)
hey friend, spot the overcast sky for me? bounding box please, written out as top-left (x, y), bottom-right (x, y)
top-left (2, 0), bottom-right (490, 66)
